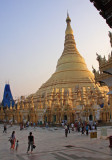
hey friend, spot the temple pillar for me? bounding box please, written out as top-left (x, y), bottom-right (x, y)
top-left (93, 110), bottom-right (95, 121)
top-left (109, 94), bottom-right (112, 121)
top-left (32, 115), bottom-right (35, 123)
top-left (51, 113), bottom-right (53, 123)
top-left (0, 107), bottom-right (5, 121)
top-left (20, 114), bottom-right (23, 123)
top-left (67, 112), bottom-right (70, 123)
top-left (107, 112), bottom-right (109, 122)
top-left (103, 112), bottom-right (106, 122)
top-left (35, 114), bottom-right (38, 123)
top-left (21, 102), bottom-right (24, 110)
top-left (16, 114), bottom-right (20, 123)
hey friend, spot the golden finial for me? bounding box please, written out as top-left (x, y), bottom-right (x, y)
top-left (65, 12), bottom-right (73, 35)
top-left (67, 10), bottom-right (69, 17)
top-left (66, 11), bottom-right (71, 23)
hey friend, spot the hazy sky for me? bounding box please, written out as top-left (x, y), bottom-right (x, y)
top-left (0, 0), bottom-right (111, 101)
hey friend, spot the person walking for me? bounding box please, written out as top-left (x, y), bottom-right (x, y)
top-left (94, 121), bottom-right (97, 130)
top-left (33, 122), bottom-right (36, 129)
top-left (71, 123), bottom-right (74, 131)
top-left (10, 131), bottom-right (16, 150)
top-left (65, 124), bottom-right (68, 137)
top-left (67, 124), bottom-right (70, 133)
top-left (86, 124), bottom-right (89, 136)
top-left (27, 132), bottom-right (34, 154)
top-left (81, 124), bottom-right (84, 134)
top-left (10, 122), bottom-right (13, 127)
top-left (3, 123), bottom-right (7, 133)
top-left (77, 121), bottom-right (80, 132)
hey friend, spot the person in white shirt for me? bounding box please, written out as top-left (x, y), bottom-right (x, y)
top-left (65, 124), bottom-right (68, 137)
top-left (71, 123), bottom-right (74, 131)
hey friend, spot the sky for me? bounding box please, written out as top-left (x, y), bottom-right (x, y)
top-left (0, 0), bottom-right (112, 101)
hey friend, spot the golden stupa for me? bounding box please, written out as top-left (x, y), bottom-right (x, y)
top-left (34, 14), bottom-right (99, 97)
top-left (0, 14), bottom-right (110, 124)
top-left (29, 14), bottom-right (108, 123)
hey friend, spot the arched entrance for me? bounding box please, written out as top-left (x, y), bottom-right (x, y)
top-left (64, 115), bottom-right (67, 121)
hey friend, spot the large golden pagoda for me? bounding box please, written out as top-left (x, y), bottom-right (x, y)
top-left (35, 14), bottom-right (97, 96)
top-left (0, 14), bottom-right (109, 124)
top-left (30, 14), bottom-right (108, 123)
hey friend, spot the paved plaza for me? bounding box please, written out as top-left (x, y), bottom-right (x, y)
top-left (0, 124), bottom-right (112, 160)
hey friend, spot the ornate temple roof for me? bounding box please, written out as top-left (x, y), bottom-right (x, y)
top-left (90, 0), bottom-right (112, 28)
top-left (2, 84), bottom-right (15, 108)
top-left (34, 14), bottom-right (100, 97)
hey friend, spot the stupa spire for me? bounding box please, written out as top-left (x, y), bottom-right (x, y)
top-left (34, 15), bottom-right (97, 99)
top-left (66, 11), bottom-right (71, 23)
top-left (65, 12), bottom-right (73, 35)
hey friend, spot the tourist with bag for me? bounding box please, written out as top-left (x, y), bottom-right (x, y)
top-left (27, 132), bottom-right (35, 154)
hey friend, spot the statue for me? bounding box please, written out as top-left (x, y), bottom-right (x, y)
top-left (30, 96), bottom-right (34, 109)
top-left (92, 66), bottom-right (99, 77)
top-left (96, 53), bottom-right (102, 64)
top-left (96, 53), bottom-right (106, 65)
top-left (102, 56), bottom-right (106, 63)
top-left (108, 31), bottom-right (112, 47)
top-left (92, 66), bottom-right (96, 74)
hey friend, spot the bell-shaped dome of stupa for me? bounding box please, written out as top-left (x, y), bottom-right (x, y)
top-left (34, 13), bottom-right (97, 97)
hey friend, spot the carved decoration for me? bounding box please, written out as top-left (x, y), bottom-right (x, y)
top-left (92, 66), bottom-right (96, 74)
top-left (109, 31), bottom-right (112, 47)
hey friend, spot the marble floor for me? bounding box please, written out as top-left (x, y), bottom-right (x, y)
top-left (0, 124), bottom-right (112, 160)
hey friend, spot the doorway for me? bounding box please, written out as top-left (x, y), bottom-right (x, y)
top-left (64, 115), bottom-right (67, 121)
top-left (89, 115), bottom-right (93, 121)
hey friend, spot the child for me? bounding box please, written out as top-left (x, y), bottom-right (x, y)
top-left (16, 140), bottom-right (19, 151)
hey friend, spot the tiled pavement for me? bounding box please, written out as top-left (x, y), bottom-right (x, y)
top-left (0, 124), bottom-right (112, 160)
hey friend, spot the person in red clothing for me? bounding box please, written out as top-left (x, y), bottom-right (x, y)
top-left (10, 131), bottom-right (16, 150)
top-left (27, 132), bottom-right (34, 154)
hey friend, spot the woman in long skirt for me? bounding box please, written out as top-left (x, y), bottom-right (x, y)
top-left (10, 131), bottom-right (16, 150)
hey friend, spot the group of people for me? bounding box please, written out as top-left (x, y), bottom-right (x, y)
top-left (64, 121), bottom-right (97, 137)
top-left (6, 120), bottom-right (97, 153)
top-left (9, 131), bottom-right (18, 151)
top-left (20, 121), bottom-right (36, 130)
top-left (3, 122), bottom-right (35, 154)
top-left (9, 130), bottom-right (35, 154)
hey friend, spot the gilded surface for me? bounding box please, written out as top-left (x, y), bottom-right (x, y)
top-left (0, 14), bottom-right (110, 124)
